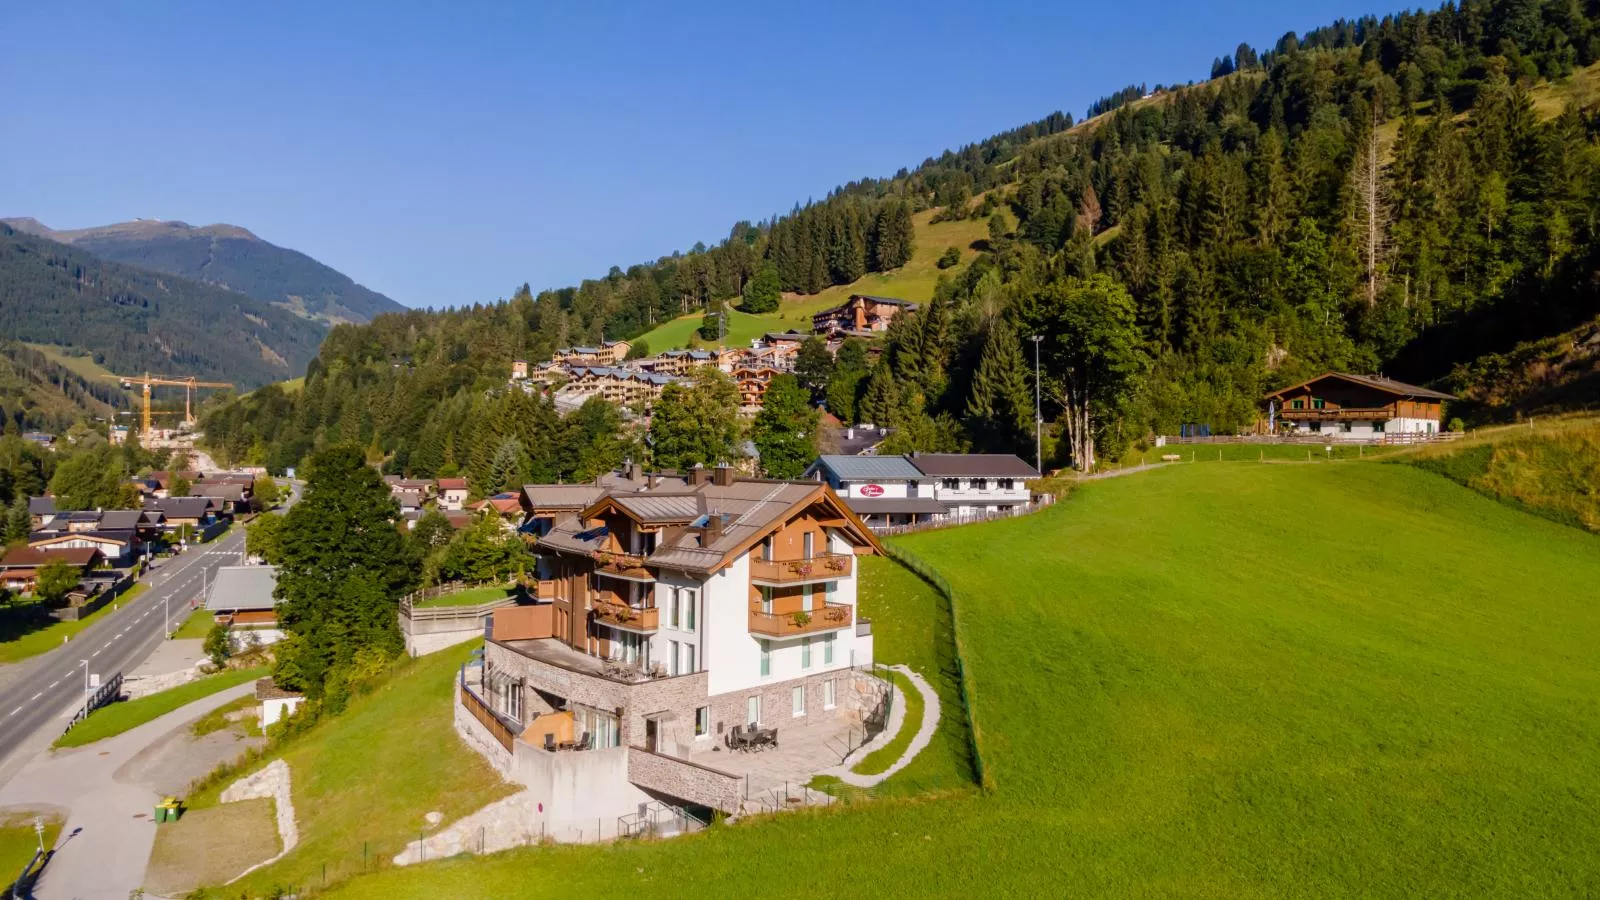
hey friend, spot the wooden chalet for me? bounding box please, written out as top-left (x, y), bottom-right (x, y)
top-left (1263, 373), bottom-right (1454, 440)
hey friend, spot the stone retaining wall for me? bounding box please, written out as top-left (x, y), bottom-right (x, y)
top-left (221, 759), bottom-right (298, 882)
top-left (628, 746), bottom-right (741, 814)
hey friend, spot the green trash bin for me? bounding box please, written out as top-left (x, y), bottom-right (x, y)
top-left (153, 805), bottom-right (167, 822)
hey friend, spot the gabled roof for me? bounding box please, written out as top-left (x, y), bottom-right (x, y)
top-left (520, 484), bottom-right (607, 511)
top-left (0, 546), bottom-right (101, 569)
top-left (437, 477), bottom-right (469, 491)
top-left (206, 565), bottom-right (278, 611)
top-left (30, 529), bottom-right (135, 548)
top-left (145, 497), bottom-right (213, 519)
top-left (28, 497), bottom-right (55, 516)
top-left (804, 455), bottom-right (925, 482)
top-left (908, 454), bottom-right (1040, 478)
top-left (100, 510), bottom-right (144, 530)
top-left (850, 294), bottom-right (918, 306)
top-left (1262, 372), bottom-right (1455, 402)
top-left (540, 472), bottom-right (881, 575)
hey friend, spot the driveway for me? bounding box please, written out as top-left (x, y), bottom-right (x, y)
top-left (0, 681), bottom-right (260, 900)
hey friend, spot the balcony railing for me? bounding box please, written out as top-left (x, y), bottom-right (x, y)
top-left (594, 600), bottom-right (659, 633)
top-left (748, 601), bottom-right (853, 638)
top-left (749, 553), bottom-right (853, 586)
top-left (1277, 406), bottom-right (1394, 420)
top-left (594, 551), bottom-right (655, 582)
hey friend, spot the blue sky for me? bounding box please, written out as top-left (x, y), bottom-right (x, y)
top-left (1, 1), bottom-right (1368, 308)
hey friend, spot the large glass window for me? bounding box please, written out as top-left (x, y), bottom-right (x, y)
top-left (824, 632), bottom-right (836, 665)
top-left (695, 706), bottom-right (710, 737)
top-left (801, 637), bottom-right (812, 669)
top-left (747, 695), bottom-right (761, 726)
top-left (685, 643), bottom-right (696, 674)
top-left (803, 532), bottom-right (814, 559)
top-left (685, 589), bottom-right (696, 631)
top-left (669, 587), bottom-right (680, 628)
top-left (759, 640), bottom-right (771, 677)
top-left (823, 678), bottom-right (837, 710)
top-left (792, 685), bottom-right (806, 717)
top-left (668, 640), bottom-right (679, 676)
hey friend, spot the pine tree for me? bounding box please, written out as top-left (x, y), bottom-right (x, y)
top-left (794, 337), bottom-right (835, 402)
top-left (647, 370), bottom-right (741, 471)
top-left (964, 319), bottom-right (1033, 454)
top-left (489, 437), bottom-right (527, 494)
top-left (275, 445), bottom-right (414, 699)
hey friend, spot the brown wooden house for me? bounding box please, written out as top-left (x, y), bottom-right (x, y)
top-left (1263, 373), bottom-right (1454, 440)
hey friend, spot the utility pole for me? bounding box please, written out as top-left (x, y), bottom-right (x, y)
top-left (80, 659), bottom-right (89, 698)
top-left (1031, 335), bottom-right (1044, 472)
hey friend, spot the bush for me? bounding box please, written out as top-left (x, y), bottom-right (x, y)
top-left (203, 623), bottom-right (233, 667)
top-left (936, 247), bottom-right (962, 269)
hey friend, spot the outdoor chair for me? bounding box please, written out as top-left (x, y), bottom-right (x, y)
top-left (543, 734), bottom-right (556, 751)
top-left (576, 732), bottom-right (594, 751)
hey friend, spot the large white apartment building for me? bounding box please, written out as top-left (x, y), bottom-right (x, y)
top-left (461, 464), bottom-right (887, 829)
top-left (805, 452), bottom-right (1039, 527)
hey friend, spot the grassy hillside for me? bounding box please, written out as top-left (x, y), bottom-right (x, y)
top-left (1404, 416), bottom-right (1600, 531)
top-left (323, 461), bottom-right (1600, 898)
top-left (634, 209), bottom-right (998, 351)
top-left (195, 642), bottom-right (516, 895)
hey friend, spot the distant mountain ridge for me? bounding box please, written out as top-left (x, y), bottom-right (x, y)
top-left (1, 216), bottom-right (404, 325)
top-left (0, 223), bottom-right (325, 388)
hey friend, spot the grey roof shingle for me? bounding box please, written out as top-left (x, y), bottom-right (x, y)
top-left (520, 484), bottom-right (607, 510)
top-left (28, 497), bottom-right (55, 516)
top-left (205, 565), bottom-right (279, 612)
top-left (908, 454), bottom-right (1040, 478)
top-left (804, 455), bottom-right (925, 482)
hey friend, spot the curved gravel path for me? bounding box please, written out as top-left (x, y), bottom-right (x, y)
top-left (824, 664), bottom-right (940, 788)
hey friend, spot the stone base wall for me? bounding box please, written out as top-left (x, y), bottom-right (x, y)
top-left (220, 759), bottom-right (298, 882)
top-left (628, 746), bottom-right (741, 813)
top-left (704, 668), bottom-right (879, 741)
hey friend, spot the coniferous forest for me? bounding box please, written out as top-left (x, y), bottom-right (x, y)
top-left (204, 0), bottom-right (1600, 477)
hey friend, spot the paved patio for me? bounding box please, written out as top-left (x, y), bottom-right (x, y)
top-left (687, 715), bottom-right (865, 804)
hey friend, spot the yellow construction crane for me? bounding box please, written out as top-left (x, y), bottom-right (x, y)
top-left (116, 373), bottom-right (234, 437)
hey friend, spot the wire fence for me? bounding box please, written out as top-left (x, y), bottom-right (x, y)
top-left (876, 544), bottom-right (992, 792)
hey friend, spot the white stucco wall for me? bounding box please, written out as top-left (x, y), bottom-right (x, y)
top-left (649, 571), bottom-right (704, 677)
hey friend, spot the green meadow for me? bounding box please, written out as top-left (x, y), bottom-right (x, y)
top-left (311, 461), bottom-right (1599, 898)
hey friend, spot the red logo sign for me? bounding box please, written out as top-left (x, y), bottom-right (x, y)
top-left (859, 484), bottom-right (885, 498)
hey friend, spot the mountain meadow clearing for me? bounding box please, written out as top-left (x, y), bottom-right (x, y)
top-left (309, 459), bottom-right (1599, 899)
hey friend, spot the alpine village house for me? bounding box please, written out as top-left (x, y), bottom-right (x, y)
top-left (460, 463), bottom-right (887, 833)
top-left (1263, 372), bottom-right (1454, 440)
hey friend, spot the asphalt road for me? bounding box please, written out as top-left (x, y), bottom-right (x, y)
top-left (0, 524), bottom-right (250, 764)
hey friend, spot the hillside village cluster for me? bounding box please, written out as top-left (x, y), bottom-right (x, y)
top-left (516, 293), bottom-right (916, 415)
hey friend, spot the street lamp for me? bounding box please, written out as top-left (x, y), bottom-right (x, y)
top-left (1030, 335), bottom-right (1044, 472)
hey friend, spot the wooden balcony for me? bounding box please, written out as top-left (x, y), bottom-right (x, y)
top-left (1277, 406), bottom-right (1393, 420)
top-left (594, 600), bottom-right (659, 633)
top-left (749, 554), bottom-right (853, 586)
top-left (594, 552), bottom-right (655, 583)
top-left (748, 601), bottom-right (853, 638)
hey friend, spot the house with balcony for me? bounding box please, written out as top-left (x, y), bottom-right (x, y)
top-left (811, 294), bottom-right (918, 336)
top-left (803, 454), bottom-right (946, 528)
top-left (437, 477), bottom-right (470, 510)
top-left (910, 453), bottom-right (1039, 519)
top-left (460, 464), bottom-right (887, 832)
top-left (1263, 373), bottom-right (1453, 440)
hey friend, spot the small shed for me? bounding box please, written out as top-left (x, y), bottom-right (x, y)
top-left (256, 677), bottom-right (304, 732)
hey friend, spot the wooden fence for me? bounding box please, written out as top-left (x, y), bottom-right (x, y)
top-left (870, 495), bottom-right (1055, 538)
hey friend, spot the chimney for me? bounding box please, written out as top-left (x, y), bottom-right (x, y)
top-left (704, 512), bottom-right (724, 543)
top-left (846, 427), bottom-right (855, 440)
top-left (628, 459), bottom-right (643, 482)
top-left (689, 464), bottom-right (710, 487)
top-left (712, 463), bottom-right (735, 487)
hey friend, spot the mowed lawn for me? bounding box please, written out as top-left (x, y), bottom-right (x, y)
top-left (323, 462), bottom-right (1600, 898)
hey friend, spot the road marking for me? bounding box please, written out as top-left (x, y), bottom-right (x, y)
top-left (30, 692), bottom-right (41, 701)
top-left (102, 641), bottom-right (112, 650)
top-left (91, 650), bottom-right (101, 657)
top-left (49, 680), bottom-right (59, 688)
top-left (8, 707), bottom-right (18, 716)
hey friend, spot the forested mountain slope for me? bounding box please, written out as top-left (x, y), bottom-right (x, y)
top-left (0, 342), bottom-right (128, 432)
top-left (0, 224), bottom-right (325, 388)
top-left (205, 0), bottom-right (1600, 474)
top-left (2, 217), bottom-right (403, 325)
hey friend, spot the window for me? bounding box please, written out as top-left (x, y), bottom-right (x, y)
top-left (998, 478), bottom-right (1015, 490)
top-left (823, 678), bottom-right (837, 710)
top-left (761, 536), bottom-right (773, 560)
top-left (746, 695), bottom-right (761, 726)
top-left (824, 632), bottom-right (835, 665)
top-left (942, 478), bottom-right (960, 491)
top-left (971, 478), bottom-right (988, 490)
top-left (801, 637), bottom-right (812, 669)
top-left (575, 704), bottom-right (621, 749)
top-left (694, 706), bottom-right (710, 737)
top-left (684, 589), bottom-right (697, 631)
top-left (1309, 421), bottom-right (1322, 433)
top-left (803, 532), bottom-right (814, 559)
top-left (792, 685), bottom-right (806, 717)
top-left (1374, 421), bottom-right (1386, 433)
top-left (759, 640), bottom-right (770, 677)
top-left (669, 587), bottom-right (681, 628)
top-left (1291, 399), bottom-right (1304, 409)
top-left (1340, 421), bottom-right (1352, 433)
top-left (685, 643), bottom-right (696, 674)
top-left (1313, 398), bottom-right (1326, 409)
top-left (760, 585), bottom-right (774, 614)
top-left (669, 640), bottom-right (680, 676)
